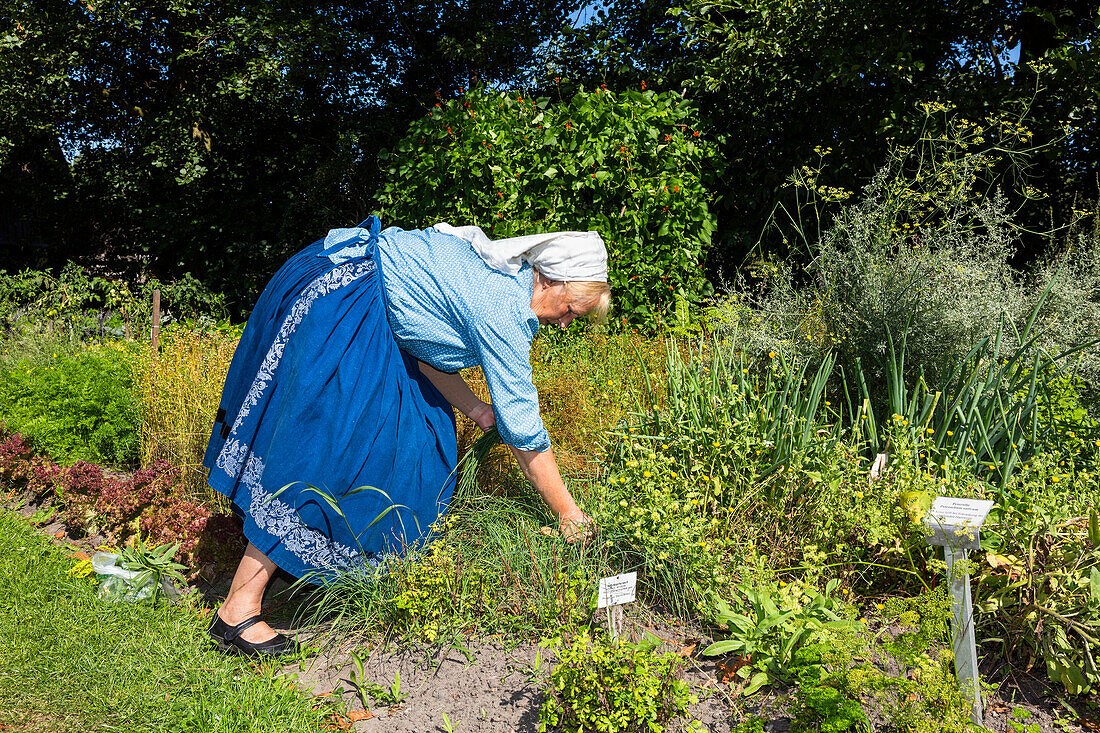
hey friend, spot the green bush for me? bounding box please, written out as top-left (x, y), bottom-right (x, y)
top-left (539, 632), bottom-right (698, 733)
top-left (708, 107), bottom-right (1099, 412)
top-left (0, 264), bottom-right (228, 344)
top-left (0, 343), bottom-right (139, 466)
top-left (378, 86), bottom-right (718, 324)
top-left (977, 464), bottom-right (1100, 695)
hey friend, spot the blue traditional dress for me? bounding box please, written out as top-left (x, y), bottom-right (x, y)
top-left (202, 218), bottom-right (549, 580)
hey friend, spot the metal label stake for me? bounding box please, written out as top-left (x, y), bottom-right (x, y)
top-left (923, 496), bottom-right (993, 726)
top-left (597, 572), bottom-right (637, 641)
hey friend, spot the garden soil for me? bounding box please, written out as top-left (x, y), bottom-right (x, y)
top-left (7, 492), bottom-right (1093, 733)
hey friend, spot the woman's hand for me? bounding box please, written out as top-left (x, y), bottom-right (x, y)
top-left (468, 401), bottom-right (496, 432)
top-left (415, 361), bottom-right (497, 433)
top-left (559, 510), bottom-right (593, 544)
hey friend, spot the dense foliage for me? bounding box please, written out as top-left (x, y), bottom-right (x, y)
top-left (0, 344), bottom-right (138, 465)
top-left (3, 0), bottom-right (1096, 304)
top-left (379, 87), bottom-right (717, 322)
top-left (558, 0), bottom-right (1099, 268)
top-left (0, 0), bottom-right (581, 308)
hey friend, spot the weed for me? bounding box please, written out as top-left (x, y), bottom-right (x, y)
top-left (356, 670), bottom-right (406, 706)
top-left (347, 650), bottom-right (372, 710)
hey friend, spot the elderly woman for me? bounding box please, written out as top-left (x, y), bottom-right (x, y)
top-left (203, 217), bottom-right (609, 657)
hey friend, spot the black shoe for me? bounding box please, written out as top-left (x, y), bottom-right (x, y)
top-left (209, 612), bottom-right (299, 658)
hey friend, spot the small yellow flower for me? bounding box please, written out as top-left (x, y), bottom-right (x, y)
top-left (643, 471), bottom-right (652, 478)
top-left (1051, 475), bottom-right (1060, 483)
top-left (875, 603), bottom-right (885, 610)
top-left (768, 351), bottom-right (776, 359)
top-left (946, 431), bottom-right (954, 436)
top-left (607, 379), bottom-right (614, 386)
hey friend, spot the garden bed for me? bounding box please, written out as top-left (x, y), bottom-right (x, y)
top-left (1, 479), bottom-right (1091, 733)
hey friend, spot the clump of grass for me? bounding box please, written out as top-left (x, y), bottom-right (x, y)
top-left (134, 324), bottom-right (241, 507)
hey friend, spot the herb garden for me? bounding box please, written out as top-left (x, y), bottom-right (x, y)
top-left (2, 3), bottom-right (1099, 732)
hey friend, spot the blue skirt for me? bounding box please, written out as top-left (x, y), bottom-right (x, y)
top-left (202, 239), bottom-right (457, 580)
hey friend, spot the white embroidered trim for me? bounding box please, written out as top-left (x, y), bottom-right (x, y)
top-left (213, 257), bottom-right (381, 571)
top-left (216, 437), bottom-right (248, 478)
top-left (240, 453), bottom-right (379, 571)
top-left (230, 259), bottom-right (377, 435)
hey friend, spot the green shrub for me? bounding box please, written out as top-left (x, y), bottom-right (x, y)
top-left (1035, 223), bottom-right (1100, 396)
top-left (708, 106), bottom-right (1099, 429)
top-left (0, 264), bottom-right (228, 344)
top-left (378, 86), bottom-right (718, 324)
top-left (0, 342), bottom-right (139, 466)
top-left (539, 632), bottom-right (698, 733)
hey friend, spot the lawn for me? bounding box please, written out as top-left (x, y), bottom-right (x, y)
top-left (0, 509), bottom-right (332, 733)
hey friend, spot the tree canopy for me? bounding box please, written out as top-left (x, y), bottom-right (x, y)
top-left (1, 0), bottom-right (1096, 309)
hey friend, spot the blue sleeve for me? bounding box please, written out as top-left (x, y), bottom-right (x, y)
top-left (465, 304), bottom-right (550, 452)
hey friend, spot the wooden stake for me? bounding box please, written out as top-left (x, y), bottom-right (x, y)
top-left (151, 289), bottom-right (161, 352)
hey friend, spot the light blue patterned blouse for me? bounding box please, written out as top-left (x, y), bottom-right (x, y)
top-left (374, 226), bottom-right (550, 452)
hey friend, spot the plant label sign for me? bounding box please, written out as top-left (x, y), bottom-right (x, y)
top-left (597, 572), bottom-right (637, 609)
top-left (923, 497), bottom-right (994, 551)
top-left (923, 496), bottom-right (992, 725)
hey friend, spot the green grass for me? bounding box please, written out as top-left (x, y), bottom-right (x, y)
top-left (0, 510), bottom-right (332, 733)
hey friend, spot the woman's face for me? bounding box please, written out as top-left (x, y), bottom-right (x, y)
top-left (531, 279), bottom-right (590, 328)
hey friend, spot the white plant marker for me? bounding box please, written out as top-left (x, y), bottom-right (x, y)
top-left (598, 572), bottom-right (637, 640)
top-left (922, 496), bottom-right (994, 726)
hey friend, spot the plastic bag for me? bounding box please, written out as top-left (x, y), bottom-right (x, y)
top-left (91, 552), bottom-right (158, 603)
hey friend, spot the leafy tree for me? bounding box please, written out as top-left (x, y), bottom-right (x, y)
top-left (0, 0), bottom-right (581, 312)
top-left (553, 0), bottom-right (1099, 270)
top-left (378, 87), bottom-right (718, 324)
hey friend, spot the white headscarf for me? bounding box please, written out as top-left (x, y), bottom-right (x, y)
top-left (433, 222), bottom-right (607, 282)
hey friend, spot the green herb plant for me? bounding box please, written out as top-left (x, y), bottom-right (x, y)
top-left (539, 631), bottom-right (699, 733)
top-left (701, 579), bottom-right (857, 695)
top-left (115, 537), bottom-right (187, 602)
